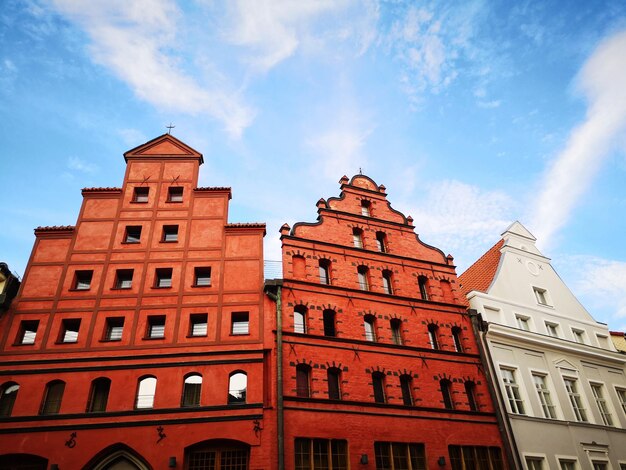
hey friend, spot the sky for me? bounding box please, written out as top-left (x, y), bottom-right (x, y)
top-left (1, 0), bottom-right (626, 330)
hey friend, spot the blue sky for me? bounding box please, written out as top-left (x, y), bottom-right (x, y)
top-left (2, 1), bottom-right (626, 329)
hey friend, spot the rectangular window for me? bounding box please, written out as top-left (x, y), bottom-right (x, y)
top-left (147, 315), bottom-right (165, 339)
top-left (526, 457), bottom-right (545, 470)
top-left (572, 328), bottom-right (586, 344)
top-left (449, 446), bottom-right (504, 470)
top-left (533, 287), bottom-right (549, 305)
top-left (124, 225), bottom-right (142, 243)
top-left (593, 463), bottom-right (608, 470)
top-left (559, 461), bottom-right (576, 470)
top-left (162, 225), bottom-right (179, 242)
top-left (591, 383), bottom-right (613, 425)
top-left (545, 322), bottom-right (559, 337)
top-left (73, 270), bottom-right (93, 290)
top-left (295, 438), bottom-right (348, 470)
top-left (167, 186), bottom-right (183, 202)
top-left (617, 388), bottom-right (626, 415)
top-left (564, 378), bottom-right (587, 422)
top-left (194, 267), bottom-right (211, 287)
top-left (189, 314), bottom-right (208, 337)
top-left (132, 187), bottom-right (149, 203)
top-left (391, 320), bottom-right (403, 345)
top-left (60, 319), bottom-right (81, 343)
top-left (231, 312), bottom-right (249, 335)
top-left (501, 368), bottom-right (525, 414)
top-left (532, 374), bottom-right (556, 419)
top-left (18, 320), bottom-right (39, 345)
top-left (114, 269), bottom-right (133, 289)
top-left (375, 442), bottom-right (426, 470)
top-left (155, 268), bottom-right (173, 288)
top-left (516, 315), bottom-right (530, 331)
top-left (104, 317), bottom-right (124, 341)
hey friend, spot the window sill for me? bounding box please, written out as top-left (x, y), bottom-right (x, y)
top-left (130, 201), bottom-right (149, 204)
top-left (230, 333), bottom-right (250, 337)
top-left (143, 336), bottom-right (165, 341)
top-left (166, 200), bottom-right (183, 204)
top-left (111, 287), bottom-right (132, 291)
top-left (186, 334), bottom-right (208, 338)
top-left (13, 342), bottom-right (36, 347)
top-left (152, 286), bottom-right (172, 290)
top-left (159, 240), bottom-right (178, 244)
top-left (121, 241), bottom-right (140, 245)
top-left (191, 284), bottom-right (211, 288)
top-left (55, 340), bottom-right (78, 345)
top-left (68, 288), bottom-right (91, 292)
top-left (100, 339), bottom-right (122, 343)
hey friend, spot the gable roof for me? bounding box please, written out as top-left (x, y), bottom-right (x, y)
top-left (123, 134), bottom-right (204, 163)
top-left (458, 239), bottom-right (504, 297)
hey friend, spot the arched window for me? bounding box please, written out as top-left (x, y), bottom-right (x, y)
top-left (400, 375), bottom-right (413, 406)
top-left (327, 368), bottom-right (341, 400)
top-left (465, 381), bottom-right (478, 411)
top-left (452, 326), bottom-right (463, 352)
top-left (428, 324), bottom-right (439, 349)
top-left (382, 270), bottom-right (393, 295)
top-left (296, 365), bottom-right (311, 398)
top-left (352, 228), bottom-right (364, 248)
top-left (318, 259), bottom-right (331, 285)
top-left (361, 200), bottom-right (371, 217)
top-left (372, 372), bottom-right (386, 403)
top-left (440, 379), bottom-right (454, 409)
top-left (228, 372), bottom-right (247, 404)
top-left (292, 255), bottom-right (306, 280)
top-left (375, 231), bottom-right (387, 252)
top-left (357, 266), bottom-right (369, 291)
top-left (136, 376), bottom-right (157, 409)
top-left (186, 440), bottom-right (250, 470)
top-left (390, 319), bottom-right (403, 345)
top-left (87, 377), bottom-right (111, 413)
top-left (418, 276), bottom-right (429, 300)
top-left (364, 315), bottom-right (376, 342)
top-left (323, 309), bottom-right (336, 337)
top-left (0, 382), bottom-right (19, 417)
top-left (40, 380), bottom-right (65, 415)
top-left (294, 306), bottom-right (307, 334)
top-left (182, 374), bottom-right (202, 407)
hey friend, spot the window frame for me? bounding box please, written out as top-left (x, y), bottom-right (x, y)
top-left (146, 315), bottom-right (166, 339)
top-left (364, 315), bottom-right (377, 342)
top-left (17, 320), bottom-right (39, 345)
top-left (123, 225), bottom-right (142, 244)
top-left (372, 372), bottom-right (386, 404)
top-left (440, 379), bottom-right (454, 409)
top-left (161, 225), bottom-right (179, 243)
top-left (532, 373), bottom-right (557, 419)
top-left (318, 259), bottom-right (331, 285)
top-left (104, 317), bottom-right (124, 341)
top-left (427, 323), bottom-right (439, 349)
top-left (295, 438), bottom-right (348, 470)
top-left (114, 269), bottom-right (133, 289)
top-left (40, 380), bottom-right (65, 415)
top-left (231, 311), bottom-right (249, 335)
top-left (296, 364), bottom-right (311, 398)
top-left (563, 377), bottom-right (587, 422)
top-left (590, 382), bottom-right (613, 426)
top-left (227, 371), bottom-right (247, 404)
top-left (382, 270), bottom-right (394, 295)
top-left (0, 382), bottom-right (19, 417)
top-left (167, 186), bottom-right (183, 202)
top-left (352, 227), bottom-right (364, 248)
top-left (73, 270), bottom-right (93, 291)
top-left (533, 287), bottom-right (550, 306)
top-left (516, 314), bottom-right (531, 331)
top-left (59, 318), bottom-right (81, 344)
top-left (357, 265), bottom-right (369, 291)
top-left (294, 306), bottom-right (307, 334)
top-left (181, 374), bottom-right (202, 408)
top-left (465, 381), bottom-right (478, 411)
top-left (500, 367), bottom-right (525, 414)
top-left (323, 309), bottom-right (336, 337)
top-left (375, 441), bottom-right (427, 470)
top-left (361, 200), bottom-right (371, 217)
top-left (132, 186), bottom-right (149, 203)
top-left (418, 276), bottom-right (429, 300)
top-left (86, 377), bottom-right (111, 413)
top-left (154, 268), bottom-right (173, 288)
top-left (327, 368), bottom-right (341, 400)
top-left (135, 376), bottom-right (157, 409)
top-left (400, 374), bottom-right (413, 406)
top-left (375, 231), bottom-right (387, 253)
top-left (193, 266), bottom-right (211, 287)
top-left (390, 318), bottom-right (403, 345)
top-left (452, 326), bottom-right (463, 352)
top-left (189, 313), bottom-right (208, 337)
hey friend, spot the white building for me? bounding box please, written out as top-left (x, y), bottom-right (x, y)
top-left (459, 222), bottom-right (626, 470)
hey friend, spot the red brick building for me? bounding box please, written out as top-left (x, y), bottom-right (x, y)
top-left (265, 174), bottom-right (506, 470)
top-left (0, 135), bottom-right (272, 469)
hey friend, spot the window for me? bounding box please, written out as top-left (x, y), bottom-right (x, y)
top-left (124, 225), bottom-right (142, 243)
top-left (17, 320), bottom-right (39, 345)
top-left (452, 326), bottom-right (463, 352)
top-left (501, 368), bottom-right (525, 414)
top-left (400, 375), bottom-right (413, 406)
top-left (189, 313), bottom-right (208, 337)
top-left (382, 270), bottom-right (393, 294)
top-left (60, 319), bottom-right (81, 343)
top-left (532, 374), bottom-right (556, 419)
top-left (327, 368), bottom-right (341, 400)
top-left (592, 463), bottom-right (608, 470)
top-left (533, 287), bottom-right (549, 305)
top-left (162, 225), bottom-right (179, 242)
top-left (40, 380), bottom-right (65, 415)
top-left (295, 438), bottom-right (348, 470)
top-left (374, 442), bottom-right (426, 470)
top-left (516, 315), bottom-right (530, 331)
top-left (441, 379), bottom-right (454, 409)
top-left (353, 228), bottom-right (364, 248)
top-left (591, 383), bottom-right (613, 425)
top-left (364, 315), bottom-right (376, 342)
top-left (104, 317), bottom-right (124, 341)
top-left (73, 270), bottom-right (93, 290)
top-left (357, 266), bottom-right (369, 291)
top-left (187, 442), bottom-right (250, 470)
top-left (318, 259), bottom-right (331, 285)
top-left (427, 324), bottom-right (439, 349)
top-left (564, 378), bottom-right (587, 422)
top-left (465, 381), bottom-right (478, 411)
top-left (168, 186), bottom-right (183, 202)
top-left (114, 269), bottom-right (133, 289)
top-left (526, 457), bottom-right (545, 470)
top-left (617, 388), bottom-right (626, 415)
top-left (418, 276), bottom-right (429, 300)
top-left (449, 446), bottom-right (504, 470)
top-left (296, 364), bottom-right (311, 398)
top-left (86, 378), bottom-right (110, 413)
top-left (181, 374), bottom-right (202, 407)
top-left (0, 382), bottom-right (19, 417)
top-left (323, 309), bottom-right (336, 337)
top-left (231, 312), bottom-right (249, 335)
top-left (390, 319), bottom-right (403, 345)
top-left (155, 268), bottom-right (173, 288)
top-left (228, 372), bottom-right (247, 404)
top-left (559, 461), bottom-right (577, 470)
top-left (375, 231), bottom-right (387, 253)
top-left (147, 315), bottom-right (165, 339)
top-left (294, 306), bottom-right (307, 334)
top-left (194, 267), bottom-right (211, 286)
top-left (292, 255), bottom-right (306, 279)
top-left (572, 328), bottom-right (586, 344)
top-left (136, 376), bottom-right (157, 409)
top-left (545, 322), bottom-right (559, 337)
top-left (361, 200), bottom-right (371, 217)
top-left (372, 372), bottom-right (386, 403)
top-left (132, 187), bottom-right (149, 203)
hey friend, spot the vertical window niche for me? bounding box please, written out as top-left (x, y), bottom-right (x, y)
top-left (364, 315), bottom-right (377, 342)
top-left (418, 276), bottom-right (429, 300)
top-left (132, 187), bottom-right (149, 203)
top-left (193, 267), bottom-right (211, 287)
top-left (73, 270), bottom-right (93, 290)
top-left (167, 186), bottom-right (183, 202)
top-left (189, 313), bottom-right (208, 337)
top-left (390, 319), bottom-right (403, 345)
top-left (40, 380), bottom-right (65, 415)
top-left (323, 309), bottom-right (336, 337)
top-left (296, 364), bottom-right (311, 398)
top-left (451, 326), bottom-right (463, 352)
top-left (400, 375), bottom-right (413, 406)
top-left (181, 374), bottom-right (202, 407)
top-left (154, 268), bottom-right (173, 288)
top-left (327, 368), bottom-right (341, 400)
top-left (86, 378), bottom-right (110, 413)
top-left (533, 287), bottom-right (550, 306)
top-left (357, 265), bottom-right (370, 291)
top-left (352, 228), bottom-right (364, 248)
top-left (427, 324), bottom-right (439, 349)
top-left (465, 381), bottom-right (478, 411)
top-left (228, 372), bottom-right (247, 404)
top-left (135, 376), bottom-right (157, 409)
top-left (294, 306), bottom-right (307, 334)
top-left (124, 225), bottom-right (142, 243)
top-left (440, 379), bottom-right (454, 409)
top-left (361, 199), bottom-right (371, 217)
top-left (60, 319), bottom-right (81, 343)
top-left (318, 259), bottom-right (331, 285)
top-left (104, 317), bottom-right (124, 341)
top-left (146, 315), bottom-right (166, 339)
top-left (372, 372), bottom-right (386, 404)
top-left (375, 231), bottom-right (387, 253)
top-left (162, 225), bottom-right (179, 243)
top-left (114, 269), bottom-right (133, 289)
top-left (501, 368), bottom-right (525, 414)
top-left (292, 255), bottom-right (306, 280)
top-left (0, 382), bottom-right (19, 417)
top-left (231, 312), bottom-right (249, 335)
top-left (17, 320), bottom-right (39, 345)
top-left (382, 270), bottom-right (394, 295)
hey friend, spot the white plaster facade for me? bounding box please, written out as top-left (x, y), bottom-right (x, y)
top-left (461, 222), bottom-right (626, 470)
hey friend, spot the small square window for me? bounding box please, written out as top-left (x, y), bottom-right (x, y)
top-left (17, 320), bottom-right (39, 345)
top-left (168, 187), bottom-right (183, 202)
top-left (190, 314), bottom-right (208, 337)
top-left (516, 315), bottom-right (530, 331)
top-left (545, 322), bottom-right (559, 338)
top-left (162, 225), bottom-right (178, 242)
top-left (534, 287), bottom-right (550, 305)
top-left (194, 267), bottom-right (211, 287)
top-left (114, 269), bottom-right (133, 289)
top-left (231, 312), bottom-right (249, 335)
top-left (147, 315), bottom-right (166, 339)
top-left (73, 270), bottom-right (93, 290)
top-left (124, 226), bottom-right (142, 243)
top-left (572, 328), bottom-right (586, 344)
top-left (60, 319), bottom-right (81, 343)
top-left (132, 187), bottom-right (149, 203)
top-left (104, 317), bottom-right (124, 341)
top-left (155, 268), bottom-right (173, 288)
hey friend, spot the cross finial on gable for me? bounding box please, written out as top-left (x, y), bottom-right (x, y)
top-left (166, 123), bottom-right (175, 134)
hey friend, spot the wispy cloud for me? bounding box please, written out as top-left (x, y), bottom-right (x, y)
top-left (306, 128), bottom-right (371, 180)
top-left (67, 156), bottom-right (98, 174)
top-left (532, 29), bottom-right (626, 247)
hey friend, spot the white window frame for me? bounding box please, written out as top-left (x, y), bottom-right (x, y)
top-left (533, 287), bottom-right (551, 306)
top-left (532, 372), bottom-right (557, 419)
top-left (571, 328), bottom-right (586, 344)
top-left (524, 454), bottom-right (547, 470)
top-left (516, 314), bottom-right (531, 331)
top-left (590, 382), bottom-right (614, 426)
top-left (500, 366), bottom-right (526, 415)
top-left (563, 376), bottom-right (588, 422)
top-left (545, 321), bottom-right (559, 338)
top-left (556, 456), bottom-right (579, 470)
top-left (615, 387), bottom-right (626, 416)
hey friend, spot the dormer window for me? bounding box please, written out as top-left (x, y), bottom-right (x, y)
top-left (361, 200), bottom-right (371, 217)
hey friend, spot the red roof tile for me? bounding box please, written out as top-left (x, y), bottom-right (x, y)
top-left (458, 239), bottom-right (504, 298)
top-left (82, 187), bottom-right (122, 193)
top-left (34, 225), bottom-right (75, 233)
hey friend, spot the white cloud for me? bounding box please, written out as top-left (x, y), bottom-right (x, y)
top-left (532, 29), bottom-right (626, 247)
top-left (67, 156), bottom-right (98, 173)
top-left (118, 128), bottom-right (147, 147)
top-left (306, 127), bottom-right (371, 180)
top-left (477, 99), bottom-right (501, 108)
